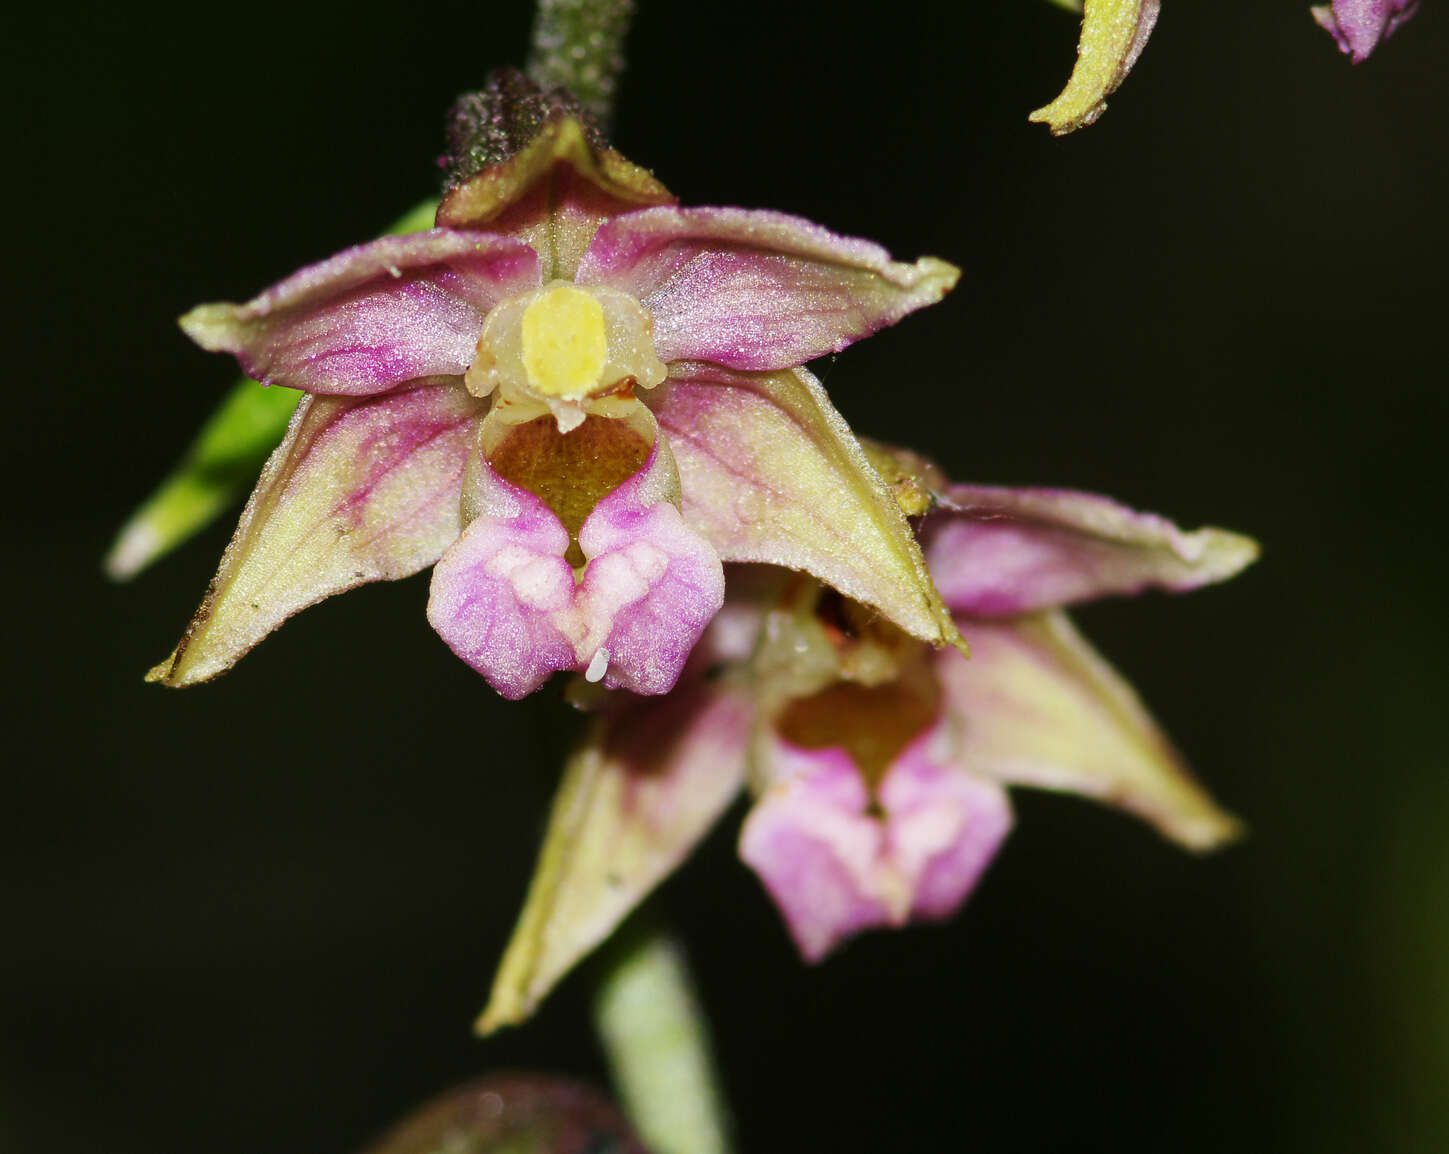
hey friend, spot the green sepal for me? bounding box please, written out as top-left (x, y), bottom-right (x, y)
top-left (1029, 0), bottom-right (1158, 135)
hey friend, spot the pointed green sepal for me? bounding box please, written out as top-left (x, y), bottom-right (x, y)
top-left (478, 684), bottom-right (750, 1034)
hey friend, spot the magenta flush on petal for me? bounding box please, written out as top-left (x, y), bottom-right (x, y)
top-left (1311, 0), bottom-right (1420, 61)
top-left (576, 207), bottom-right (958, 371)
top-left (922, 484), bottom-right (1259, 618)
top-left (179, 233), bottom-right (542, 395)
top-left (739, 721), bottom-right (1013, 962)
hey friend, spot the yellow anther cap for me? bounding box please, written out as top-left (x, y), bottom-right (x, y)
top-left (520, 285), bottom-right (609, 399)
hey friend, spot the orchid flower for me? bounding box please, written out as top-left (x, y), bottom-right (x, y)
top-left (478, 447), bottom-right (1256, 1027)
top-left (1312, 0), bottom-right (1420, 61)
top-left (148, 74), bottom-right (959, 699)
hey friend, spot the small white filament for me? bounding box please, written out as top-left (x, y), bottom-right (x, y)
top-left (585, 647), bottom-right (610, 683)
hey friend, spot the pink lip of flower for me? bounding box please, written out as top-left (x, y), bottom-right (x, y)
top-left (147, 98), bottom-right (961, 700)
top-left (1311, 0), bottom-right (1421, 62)
top-left (475, 474), bottom-right (1258, 1028)
top-left (740, 715), bottom-right (1016, 963)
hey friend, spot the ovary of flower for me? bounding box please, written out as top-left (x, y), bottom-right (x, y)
top-left (466, 280), bottom-right (667, 431)
top-left (483, 544), bottom-right (574, 612)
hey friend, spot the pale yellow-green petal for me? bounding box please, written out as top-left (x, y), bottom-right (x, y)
top-left (651, 364), bottom-right (963, 652)
top-left (148, 382), bottom-right (480, 687)
top-left (937, 610), bottom-right (1241, 850)
top-left (1029, 0), bottom-right (1160, 135)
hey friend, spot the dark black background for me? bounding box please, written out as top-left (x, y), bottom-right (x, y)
top-left (6, 1), bottom-right (1449, 1151)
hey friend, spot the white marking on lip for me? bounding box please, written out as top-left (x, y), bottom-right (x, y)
top-left (585, 647), bottom-right (610, 683)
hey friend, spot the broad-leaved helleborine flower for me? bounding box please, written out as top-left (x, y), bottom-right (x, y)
top-left (1311, 0), bottom-right (1420, 61)
top-left (149, 74), bottom-right (959, 700)
top-left (477, 448), bottom-right (1256, 1029)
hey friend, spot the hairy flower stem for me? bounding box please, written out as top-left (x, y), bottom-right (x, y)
top-left (592, 918), bottom-right (734, 1154)
top-left (525, 0), bottom-right (635, 133)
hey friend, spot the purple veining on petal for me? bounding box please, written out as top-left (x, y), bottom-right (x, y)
top-left (739, 720), bottom-right (1012, 962)
top-left (575, 207), bottom-right (958, 370)
top-left (1312, 0), bottom-right (1420, 62)
top-left (650, 367), bottom-right (955, 646)
top-left (152, 382), bottom-right (482, 687)
top-left (922, 484), bottom-right (1258, 617)
top-left (574, 448), bottom-right (725, 696)
top-left (427, 462), bottom-right (578, 700)
top-left (180, 232), bottom-right (541, 395)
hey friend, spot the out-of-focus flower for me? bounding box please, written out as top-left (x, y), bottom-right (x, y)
top-left (737, 463), bottom-right (1255, 959)
top-left (477, 447), bottom-right (1256, 1027)
top-left (1030, 0), bottom-right (1160, 135)
top-left (1312, 0), bottom-right (1420, 62)
top-left (359, 1073), bottom-right (646, 1154)
top-left (148, 74), bottom-right (959, 699)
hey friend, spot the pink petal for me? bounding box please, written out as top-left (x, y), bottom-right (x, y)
top-left (1312, 0), bottom-right (1419, 62)
top-left (149, 382), bottom-right (482, 687)
top-left (180, 231), bottom-right (541, 395)
top-left (576, 207), bottom-right (958, 370)
top-left (923, 484), bottom-right (1258, 616)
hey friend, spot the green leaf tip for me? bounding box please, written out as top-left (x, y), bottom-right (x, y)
top-left (104, 380), bottom-right (302, 580)
top-left (106, 198), bottom-right (441, 580)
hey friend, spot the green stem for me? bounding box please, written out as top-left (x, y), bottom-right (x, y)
top-left (525, 0), bottom-right (635, 132)
top-left (593, 920), bottom-right (734, 1154)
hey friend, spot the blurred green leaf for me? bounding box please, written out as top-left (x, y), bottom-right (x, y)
top-left (105, 197), bottom-right (441, 580)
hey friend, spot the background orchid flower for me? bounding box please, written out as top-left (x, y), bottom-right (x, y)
top-left (147, 74), bottom-right (960, 700)
top-left (476, 449), bottom-right (1256, 1028)
top-left (1312, 0), bottom-right (1421, 61)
